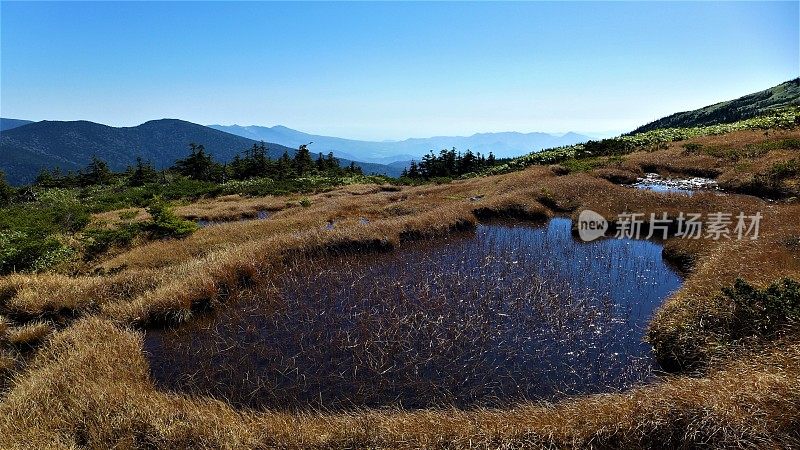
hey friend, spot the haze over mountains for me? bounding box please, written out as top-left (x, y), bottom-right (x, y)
top-left (208, 124), bottom-right (592, 164)
top-left (0, 118), bottom-right (594, 185)
top-left (0, 118), bottom-right (34, 132)
top-left (3, 78), bottom-right (797, 186)
top-left (0, 119), bottom-right (397, 185)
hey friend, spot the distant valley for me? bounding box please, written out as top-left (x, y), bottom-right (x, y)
top-left (209, 124), bottom-right (592, 164)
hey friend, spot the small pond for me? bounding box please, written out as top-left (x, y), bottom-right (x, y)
top-left (197, 210), bottom-right (271, 227)
top-left (145, 218), bottom-right (682, 410)
top-left (631, 173), bottom-right (719, 195)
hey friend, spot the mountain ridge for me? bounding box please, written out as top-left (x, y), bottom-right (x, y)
top-left (0, 118), bottom-right (34, 132)
top-left (632, 78), bottom-right (800, 133)
top-left (0, 119), bottom-right (398, 185)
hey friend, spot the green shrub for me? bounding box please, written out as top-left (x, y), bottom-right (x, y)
top-left (82, 224), bottom-right (141, 259)
top-left (143, 200), bottom-right (198, 239)
top-left (299, 197), bottom-right (312, 207)
top-left (682, 143), bottom-right (703, 154)
top-left (0, 231), bottom-right (72, 274)
top-left (721, 278), bottom-right (800, 340)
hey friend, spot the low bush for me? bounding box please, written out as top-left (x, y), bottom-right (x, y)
top-left (143, 200), bottom-right (198, 239)
top-left (721, 278), bottom-right (800, 340)
top-left (82, 224), bottom-right (141, 260)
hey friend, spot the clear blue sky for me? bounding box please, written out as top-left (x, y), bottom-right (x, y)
top-left (1, 1), bottom-right (798, 140)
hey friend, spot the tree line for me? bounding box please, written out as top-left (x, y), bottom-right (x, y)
top-left (402, 148), bottom-right (497, 179)
top-left (32, 142), bottom-right (363, 188)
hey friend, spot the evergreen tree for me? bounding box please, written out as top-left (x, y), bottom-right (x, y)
top-left (0, 171), bottom-right (13, 206)
top-left (128, 157), bottom-right (159, 186)
top-left (35, 168), bottom-right (57, 188)
top-left (407, 160), bottom-right (420, 178)
top-left (172, 143), bottom-right (219, 181)
top-left (293, 144), bottom-right (314, 176)
top-left (325, 152), bottom-right (339, 174)
top-left (80, 156), bottom-right (113, 186)
top-left (316, 152), bottom-right (326, 172)
top-left (277, 151), bottom-right (294, 179)
top-left (460, 149), bottom-right (477, 174)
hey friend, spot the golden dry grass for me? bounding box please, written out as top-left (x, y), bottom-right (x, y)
top-left (174, 194), bottom-right (287, 221)
top-left (2, 128), bottom-right (800, 447)
top-left (4, 322), bottom-right (53, 347)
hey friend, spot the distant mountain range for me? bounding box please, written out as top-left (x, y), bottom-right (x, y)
top-left (0, 118), bottom-right (34, 132)
top-left (0, 119), bottom-right (398, 185)
top-left (4, 78), bottom-right (796, 186)
top-left (632, 78), bottom-right (800, 133)
top-left (208, 124), bottom-right (592, 164)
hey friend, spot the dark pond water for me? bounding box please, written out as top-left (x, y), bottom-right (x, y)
top-left (197, 210), bottom-right (271, 227)
top-left (145, 218), bottom-right (682, 411)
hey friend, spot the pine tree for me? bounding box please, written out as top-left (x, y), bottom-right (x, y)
top-left (293, 144), bottom-right (314, 176)
top-left (0, 171), bottom-right (13, 206)
top-left (407, 160), bottom-right (420, 178)
top-left (172, 143), bottom-right (218, 181)
top-left (128, 157), bottom-right (158, 186)
top-left (80, 156), bottom-right (113, 186)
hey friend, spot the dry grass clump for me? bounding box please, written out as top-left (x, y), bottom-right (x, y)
top-left (0, 269), bottom-right (165, 322)
top-left (174, 194), bottom-right (286, 221)
top-left (0, 315), bottom-right (9, 337)
top-left (1, 317), bottom-right (798, 448)
top-left (5, 322), bottom-right (53, 347)
top-left (471, 193), bottom-right (552, 221)
top-left (591, 167), bottom-right (641, 184)
top-left (0, 349), bottom-right (16, 372)
top-left (90, 207), bottom-right (150, 228)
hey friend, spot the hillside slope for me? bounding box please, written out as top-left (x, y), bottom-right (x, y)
top-left (0, 119), bottom-right (396, 185)
top-left (632, 78), bottom-right (800, 133)
top-left (0, 118), bottom-right (34, 132)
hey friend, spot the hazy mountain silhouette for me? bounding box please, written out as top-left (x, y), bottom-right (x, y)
top-left (0, 118), bottom-right (34, 132)
top-left (0, 119), bottom-right (397, 185)
top-left (209, 124), bottom-right (592, 163)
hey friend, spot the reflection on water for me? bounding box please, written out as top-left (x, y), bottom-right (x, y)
top-left (197, 210), bottom-right (271, 227)
top-left (631, 173), bottom-right (720, 195)
top-left (145, 218), bottom-right (682, 410)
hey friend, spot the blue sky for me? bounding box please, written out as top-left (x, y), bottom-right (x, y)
top-left (1, 2), bottom-right (798, 140)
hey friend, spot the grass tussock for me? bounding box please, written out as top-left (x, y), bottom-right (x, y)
top-left (174, 194), bottom-right (287, 221)
top-left (0, 315), bottom-right (9, 337)
top-left (0, 349), bottom-right (16, 372)
top-left (471, 193), bottom-right (551, 221)
top-left (5, 322), bottom-right (52, 347)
